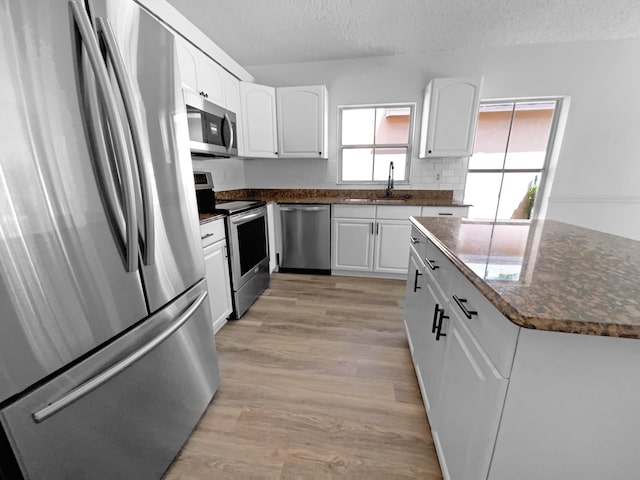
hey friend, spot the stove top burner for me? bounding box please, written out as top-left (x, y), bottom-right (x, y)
top-left (214, 200), bottom-right (266, 215)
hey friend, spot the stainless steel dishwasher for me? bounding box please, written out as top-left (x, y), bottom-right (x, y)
top-left (279, 204), bottom-right (331, 274)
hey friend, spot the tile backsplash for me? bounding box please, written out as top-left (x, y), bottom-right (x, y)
top-left (194, 155), bottom-right (468, 201)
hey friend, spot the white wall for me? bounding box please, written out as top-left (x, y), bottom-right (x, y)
top-left (245, 38), bottom-right (640, 239)
top-left (191, 156), bottom-right (246, 191)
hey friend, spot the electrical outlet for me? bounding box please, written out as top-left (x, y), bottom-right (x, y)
top-left (436, 173), bottom-right (441, 181)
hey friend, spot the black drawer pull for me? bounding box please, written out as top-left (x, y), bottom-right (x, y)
top-left (453, 295), bottom-right (478, 319)
top-left (436, 309), bottom-right (448, 341)
top-left (410, 236), bottom-right (419, 244)
top-left (432, 303), bottom-right (440, 333)
top-left (424, 257), bottom-right (439, 270)
top-left (413, 269), bottom-right (422, 292)
top-left (438, 212), bottom-right (453, 216)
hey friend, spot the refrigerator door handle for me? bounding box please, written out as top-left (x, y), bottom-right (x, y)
top-left (69, 0), bottom-right (138, 272)
top-left (96, 17), bottom-right (156, 266)
top-left (32, 289), bottom-right (208, 424)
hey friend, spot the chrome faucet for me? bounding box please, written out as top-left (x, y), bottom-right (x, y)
top-left (385, 161), bottom-right (394, 197)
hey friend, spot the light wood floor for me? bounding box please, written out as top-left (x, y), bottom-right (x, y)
top-left (164, 273), bottom-right (442, 479)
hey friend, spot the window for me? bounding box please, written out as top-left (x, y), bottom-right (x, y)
top-left (464, 100), bottom-right (559, 221)
top-left (338, 104), bottom-right (414, 183)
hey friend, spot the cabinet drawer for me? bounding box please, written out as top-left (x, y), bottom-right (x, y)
top-left (409, 226), bottom-right (428, 259)
top-left (423, 237), bottom-right (454, 295)
top-left (447, 266), bottom-right (519, 378)
top-left (376, 205), bottom-right (421, 220)
top-left (200, 218), bottom-right (226, 248)
top-left (332, 204), bottom-right (376, 219)
top-left (421, 206), bottom-right (469, 217)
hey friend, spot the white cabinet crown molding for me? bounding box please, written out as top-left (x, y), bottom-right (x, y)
top-left (134, 0), bottom-right (254, 82)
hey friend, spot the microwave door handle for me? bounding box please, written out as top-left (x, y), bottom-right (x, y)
top-left (70, 0), bottom-right (138, 273)
top-left (223, 113), bottom-right (234, 153)
top-left (96, 17), bottom-right (155, 266)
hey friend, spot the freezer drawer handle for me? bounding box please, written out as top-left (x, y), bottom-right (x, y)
top-left (70, 0), bottom-right (138, 272)
top-left (32, 290), bottom-right (208, 424)
top-left (96, 17), bottom-right (156, 266)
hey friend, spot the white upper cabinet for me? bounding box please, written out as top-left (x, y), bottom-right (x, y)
top-left (276, 85), bottom-right (328, 158)
top-left (419, 77), bottom-right (482, 158)
top-left (175, 37), bottom-right (227, 108)
top-left (239, 82), bottom-right (278, 158)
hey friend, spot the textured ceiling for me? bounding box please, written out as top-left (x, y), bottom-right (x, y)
top-left (165, 0), bottom-right (640, 66)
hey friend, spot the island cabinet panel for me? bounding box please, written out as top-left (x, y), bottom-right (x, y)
top-left (446, 264), bottom-right (520, 378)
top-left (404, 246), bottom-right (447, 416)
top-left (433, 309), bottom-right (509, 480)
top-left (488, 329), bottom-right (640, 480)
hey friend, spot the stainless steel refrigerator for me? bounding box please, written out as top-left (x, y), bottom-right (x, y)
top-left (0, 1), bottom-right (220, 478)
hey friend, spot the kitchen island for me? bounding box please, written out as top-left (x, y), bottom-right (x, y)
top-left (406, 217), bottom-right (640, 480)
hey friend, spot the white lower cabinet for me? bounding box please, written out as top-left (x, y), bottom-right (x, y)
top-left (201, 219), bottom-right (233, 334)
top-left (405, 223), bottom-right (512, 480)
top-left (433, 309), bottom-right (508, 480)
top-left (332, 205), bottom-right (420, 277)
top-left (333, 218), bottom-right (375, 271)
top-left (405, 221), bottom-right (640, 480)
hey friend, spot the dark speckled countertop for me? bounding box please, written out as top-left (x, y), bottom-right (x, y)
top-left (215, 188), bottom-right (468, 207)
top-left (411, 217), bottom-right (640, 338)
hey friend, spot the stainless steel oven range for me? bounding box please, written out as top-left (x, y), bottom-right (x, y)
top-left (214, 201), bottom-right (270, 319)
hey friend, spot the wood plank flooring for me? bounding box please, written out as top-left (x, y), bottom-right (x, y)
top-left (164, 273), bottom-right (442, 479)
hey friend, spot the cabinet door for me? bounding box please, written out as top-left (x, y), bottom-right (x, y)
top-left (373, 219), bottom-right (412, 274)
top-left (175, 37), bottom-right (199, 95)
top-left (240, 82), bottom-right (278, 158)
top-left (420, 77), bottom-right (482, 158)
top-left (416, 278), bottom-right (449, 416)
top-left (276, 85), bottom-right (327, 158)
top-left (332, 219), bottom-right (374, 271)
top-left (197, 52), bottom-right (225, 106)
top-left (432, 310), bottom-right (508, 480)
top-left (404, 252), bottom-right (447, 416)
top-left (203, 240), bottom-right (233, 333)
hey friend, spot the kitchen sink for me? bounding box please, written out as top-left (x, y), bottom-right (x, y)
top-left (343, 197), bottom-right (410, 204)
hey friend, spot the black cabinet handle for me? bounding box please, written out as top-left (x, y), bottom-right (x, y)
top-left (428, 149), bottom-right (432, 154)
top-left (375, 222), bottom-right (379, 235)
top-left (424, 257), bottom-right (439, 270)
top-left (410, 236), bottom-right (419, 244)
top-left (319, 152), bottom-right (322, 155)
top-left (453, 295), bottom-right (478, 319)
top-left (432, 303), bottom-right (440, 333)
top-left (438, 212), bottom-right (453, 216)
top-left (436, 310), bottom-right (448, 341)
top-left (413, 269), bottom-right (422, 292)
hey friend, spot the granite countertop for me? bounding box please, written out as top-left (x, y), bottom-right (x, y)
top-left (199, 212), bottom-right (226, 224)
top-left (215, 188), bottom-right (469, 207)
top-left (411, 217), bottom-right (640, 338)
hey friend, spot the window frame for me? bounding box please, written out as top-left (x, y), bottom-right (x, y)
top-left (464, 97), bottom-right (563, 221)
top-left (337, 102), bottom-right (416, 185)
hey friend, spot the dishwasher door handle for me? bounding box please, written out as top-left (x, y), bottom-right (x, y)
top-left (280, 206), bottom-right (328, 212)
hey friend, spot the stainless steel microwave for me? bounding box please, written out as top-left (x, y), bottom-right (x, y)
top-left (184, 90), bottom-right (238, 157)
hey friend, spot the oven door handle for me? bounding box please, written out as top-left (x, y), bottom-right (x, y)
top-left (230, 211), bottom-right (265, 224)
